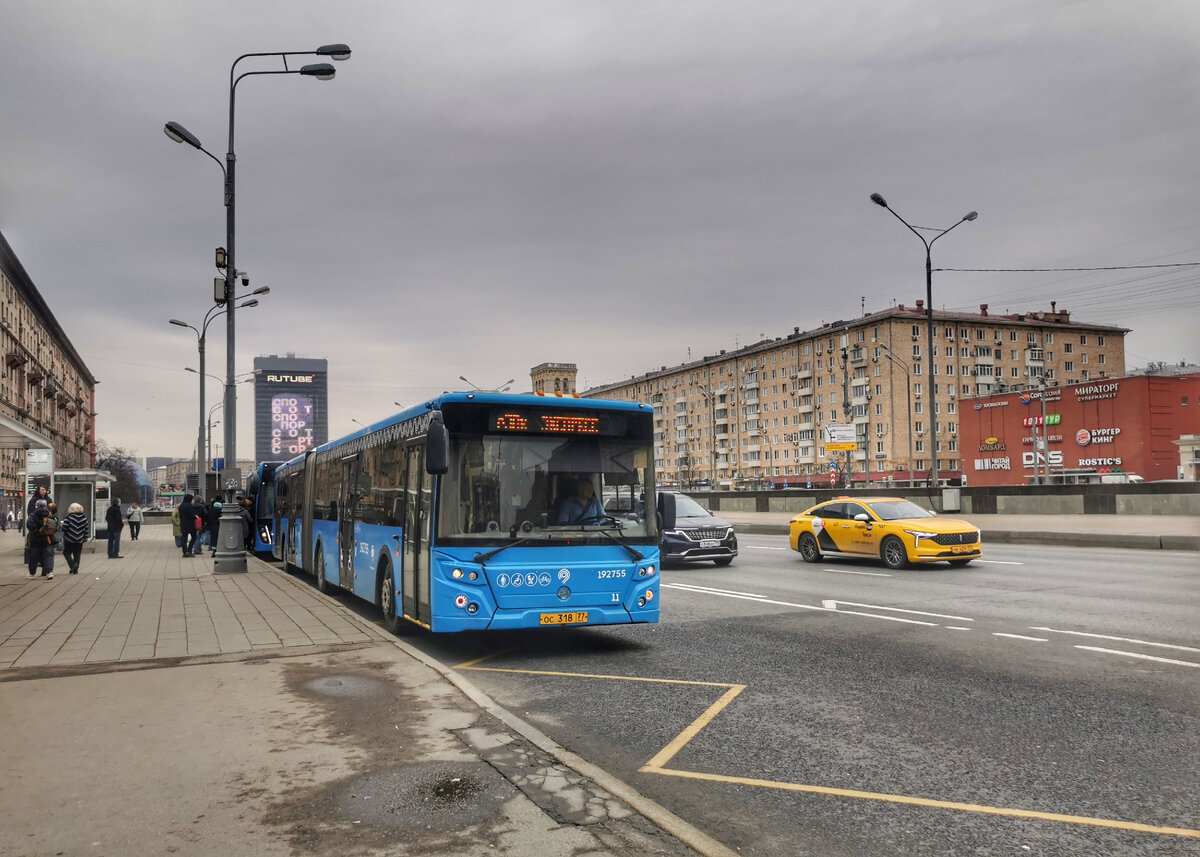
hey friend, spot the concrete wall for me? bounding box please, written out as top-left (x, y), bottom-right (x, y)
top-left (690, 482), bottom-right (1200, 516)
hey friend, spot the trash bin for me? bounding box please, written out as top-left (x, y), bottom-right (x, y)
top-left (941, 487), bottom-right (961, 513)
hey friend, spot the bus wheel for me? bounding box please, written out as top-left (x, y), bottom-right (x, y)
top-left (379, 562), bottom-right (402, 635)
top-left (313, 547), bottom-right (329, 593)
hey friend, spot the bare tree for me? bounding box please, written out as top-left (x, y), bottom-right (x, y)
top-left (95, 441), bottom-right (142, 505)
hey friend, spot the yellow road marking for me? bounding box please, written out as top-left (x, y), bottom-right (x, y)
top-left (642, 684), bottom-right (746, 770)
top-left (456, 662), bottom-right (1200, 839)
top-left (641, 767), bottom-right (1200, 839)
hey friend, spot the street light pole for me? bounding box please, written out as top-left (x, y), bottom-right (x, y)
top-left (870, 194), bottom-right (977, 491)
top-left (165, 43), bottom-right (349, 572)
top-left (172, 294), bottom-right (267, 500)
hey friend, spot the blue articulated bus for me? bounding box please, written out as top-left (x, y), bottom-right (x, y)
top-left (246, 461), bottom-right (285, 554)
top-left (272, 392), bottom-right (675, 634)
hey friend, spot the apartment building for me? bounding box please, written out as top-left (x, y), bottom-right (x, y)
top-left (1, 231), bottom-right (97, 516)
top-left (584, 301), bottom-right (1127, 487)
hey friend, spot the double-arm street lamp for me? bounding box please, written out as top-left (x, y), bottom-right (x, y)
top-left (870, 193), bottom-right (977, 488)
top-left (165, 42), bottom-right (350, 571)
top-left (170, 292), bottom-right (266, 498)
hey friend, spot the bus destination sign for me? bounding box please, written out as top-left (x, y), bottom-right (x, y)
top-left (491, 410), bottom-right (602, 435)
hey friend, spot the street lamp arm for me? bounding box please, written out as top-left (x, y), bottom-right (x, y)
top-left (927, 212), bottom-right (978, 248)
top-left (879, 202), bottom-right (933, 251)
top-left (163, 123), bottom-right (226, 179)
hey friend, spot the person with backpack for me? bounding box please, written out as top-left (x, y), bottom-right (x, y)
top-left (25, 498), bottom-right (57, 579)
top-left (61, 502), bottom-right (91, 574)
top-left (191, 498), bottom-right (208, 556)
top-left (105, 497), bottom-right (125, 559)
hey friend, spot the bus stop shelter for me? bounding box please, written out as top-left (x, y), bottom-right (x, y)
top-left (0, 413), bottom-right (53, 451)
top-left (0, 413), bottom-right (53, 517)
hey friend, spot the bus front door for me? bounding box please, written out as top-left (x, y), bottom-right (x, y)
top-left (402, 445), bottom-right (432, 625)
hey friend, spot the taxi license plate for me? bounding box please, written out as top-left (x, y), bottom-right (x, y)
top-left (950, 544), bottom-right (974, 554)
top-left (539, 611), bottom-right (589, 626)
top-left (700, 539), bottom-right (720, 549)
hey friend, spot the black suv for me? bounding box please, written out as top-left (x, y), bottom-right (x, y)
top-left (658, 492), bottom-right (738, 566)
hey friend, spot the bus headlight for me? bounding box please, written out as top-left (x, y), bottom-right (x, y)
top-left (638, 565), bottom-right (656, 577)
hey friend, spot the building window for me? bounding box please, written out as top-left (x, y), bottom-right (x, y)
top-left (1098, 336), bottom-right (1105, 346)
top-left (1080, 335), bottom-right (1088, 345)
top-left (1065, 361), bottom-right (1074, 373)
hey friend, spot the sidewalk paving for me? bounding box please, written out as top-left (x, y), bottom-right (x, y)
top-left (0, 527), bottom-right (725, 857)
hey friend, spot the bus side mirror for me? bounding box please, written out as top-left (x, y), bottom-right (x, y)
top-left (657, 492), bottom-right (676, 532)
top-left (426, 410), bottom-right (449, 475)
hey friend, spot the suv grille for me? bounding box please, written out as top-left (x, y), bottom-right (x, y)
top-left (932, 531), bottom-right (978, 546)
top-left (683, 527), bottom-right (731, 541)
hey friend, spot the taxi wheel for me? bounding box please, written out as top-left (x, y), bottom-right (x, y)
top-left (798, 533), bottom-right (822, 563)
top-left (881, 536), bottom-right (910, 570)
top-left (948, 559), bottom-right (973, 567)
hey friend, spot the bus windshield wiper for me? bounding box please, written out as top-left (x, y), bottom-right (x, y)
top-left (474, 537), bottom-right (531, 566)
top-left (594, 528), bottom-right (644, 561)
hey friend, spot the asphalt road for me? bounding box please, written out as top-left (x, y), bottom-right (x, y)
top-left (406, 535), bottom-right (1200, 856)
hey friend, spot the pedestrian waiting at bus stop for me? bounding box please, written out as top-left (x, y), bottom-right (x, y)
top-left (25, 499), bottom-right (56, 579)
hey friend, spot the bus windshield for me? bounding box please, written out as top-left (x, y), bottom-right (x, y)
top-left (439, 434), bottom-right (657, 542)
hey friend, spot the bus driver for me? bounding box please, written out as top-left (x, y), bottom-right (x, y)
top-left (558, 477), bottom-right (604, 524)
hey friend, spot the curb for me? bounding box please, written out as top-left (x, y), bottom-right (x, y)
top-left (730, 522), bottom-right (1200, 551)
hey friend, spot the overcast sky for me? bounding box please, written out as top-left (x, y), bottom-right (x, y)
top-left (3, 0), bottom-right (1198, 463)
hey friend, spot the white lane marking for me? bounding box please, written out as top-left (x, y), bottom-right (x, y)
top-left (745, 545), bottom-right (789, 551)
top-left (666, 583), bottom-right (768, 598)
top-left (1075, 646), bottom-right (1200, 668)
top-left (662, 585), bottom-right (937, 625)
top-left (822, 601), bottom-right (975, 622)
top-left (820, 568), bottom-right (892, 577)
top-left (976, 559), bottom-right (1024, 565)
top-left (1030, 627), bottom-right (1200, 654)
top-left (946, 626), bottom-right (973, 631)
top-left (992, 633), bottom-right (1049, 642)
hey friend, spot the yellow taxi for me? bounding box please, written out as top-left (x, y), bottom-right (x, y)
top-left (788, 496), bottom-right (981, 569)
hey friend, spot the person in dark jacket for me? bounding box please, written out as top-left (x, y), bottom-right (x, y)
top-left (205, 501), bottom-right (223, 554)
top-left (178, 494), bottom-right (198, 557)
top-left (105, 498), bottom-right (125, 559)
top-left (25, 498), bottom-right (56, 578)
top-left (61, 502), bottom-right (91, 574)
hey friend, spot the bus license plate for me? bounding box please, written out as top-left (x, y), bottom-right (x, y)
top-left (539, 611), bottom-right (589, 626)
top-left (700, 539), bottom-right (720, 549)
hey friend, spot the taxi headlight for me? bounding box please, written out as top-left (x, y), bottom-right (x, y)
top-left (905, 529), bottom-right (938, 540)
